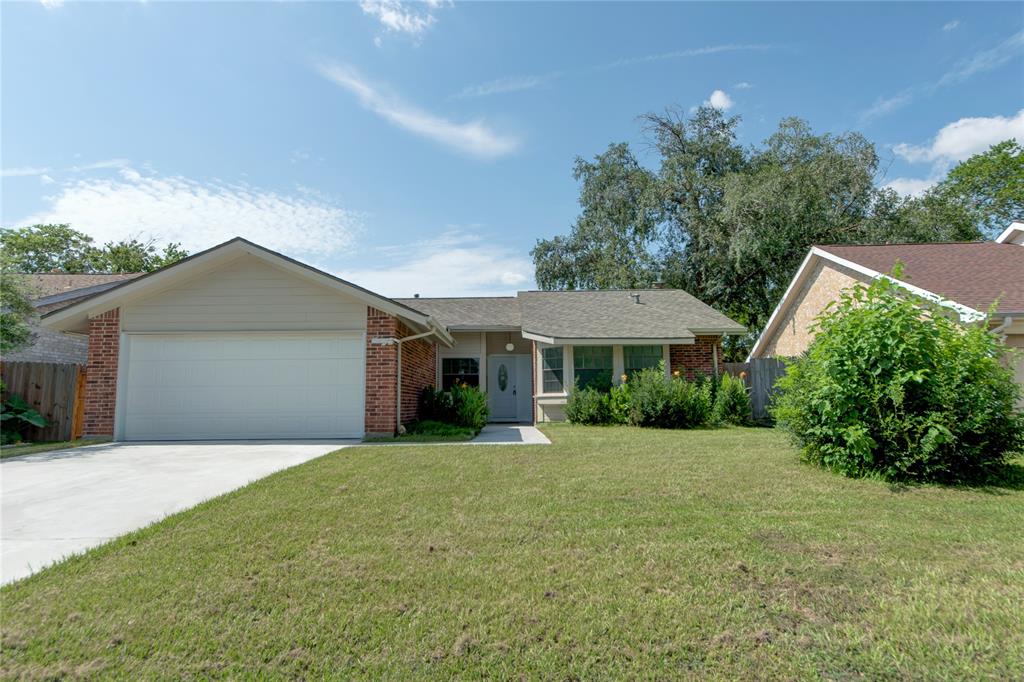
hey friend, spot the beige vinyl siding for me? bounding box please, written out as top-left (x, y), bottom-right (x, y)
top-left (485, 331), bottom-right (530, 355)
top-left (1005, 333), bottom-right (1024, 403)
top-left (121, 255), bottom-right (367, 333)
top-left (763, 260), bottom-right (869, 357)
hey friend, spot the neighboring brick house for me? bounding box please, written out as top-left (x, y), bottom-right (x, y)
top-left (41, 237), bottom-right (744, 440)
top-left (749, 222), bottom-right (1024, 392)
top-left (4, 274), bottom-right (141, 364)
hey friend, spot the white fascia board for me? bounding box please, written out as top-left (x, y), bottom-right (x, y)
top-left (995, 222), bottom-right (1024, 245)
top-left (525, 335), bottom-right (696, 346)
top-left (747, 248), bottom-right (819, 361)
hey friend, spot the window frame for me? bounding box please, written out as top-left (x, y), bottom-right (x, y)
top-left (572, 345), bottom-right (614, 392)
top-left (540, 346), bottom-right (565, 394)
top-left (440, 357), bottom-right (480, 391)
top-left (623, 344), bottom-right (664, 378)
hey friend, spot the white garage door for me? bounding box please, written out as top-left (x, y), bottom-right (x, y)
top-left (120, 333), bottom-right (365, 440)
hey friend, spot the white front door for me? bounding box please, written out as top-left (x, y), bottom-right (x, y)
top-left (488, 355), bottom-right (532, 422)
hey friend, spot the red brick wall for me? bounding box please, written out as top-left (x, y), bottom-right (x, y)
top-left (365, 308), bottom-right (399, 435)
top-left (364, 308), bottom-right (439, 435)
top-left (84, 308), bottom-right (120, 437)
top-left (669, 335), bottom-right (723, 380)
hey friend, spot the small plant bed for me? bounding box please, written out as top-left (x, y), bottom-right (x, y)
top-left (0, 438), bottom-right (109, 460)
top-left (364, 420), bottom-right (477, 443)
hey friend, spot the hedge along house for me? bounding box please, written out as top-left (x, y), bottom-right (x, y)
top-left (41, 237), bottom-right (744, 440)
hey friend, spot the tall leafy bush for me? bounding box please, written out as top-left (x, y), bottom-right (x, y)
top-left (713, 373), bottom-right (752, 425)
top-left (773, 276), bottom-right (1024, 483)
top-left (565, 387), bottom-right (612, 425)
top-left (419, 384), bottom-right (489, 431)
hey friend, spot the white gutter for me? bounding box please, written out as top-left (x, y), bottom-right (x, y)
top-left (371, 329), bottom-right (437, 434)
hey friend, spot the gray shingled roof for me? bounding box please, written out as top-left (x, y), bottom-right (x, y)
top-left (395, 297), bottom-right (520, 329)
top-left (27, 273), bottom-right (141, 298)
top-left (400, 290), bottom-right (744, 339)
top-left (518, 289), bottom-right (744, 340)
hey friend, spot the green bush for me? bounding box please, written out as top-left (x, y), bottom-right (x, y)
top-left (608, 382), bottom-right (631, 425)
top-left (418, 384), bottom-right (489, 431)
top-left (565, 386), bottom-right (612, 425)
top-left (625, 364), bottom-right (712, 428)
top-left (1, 391), bottom-right (48, 445)
top-left (773, 275), bottom-right (1024, 483)
top-left (713, 372), bottom-right (752, 425)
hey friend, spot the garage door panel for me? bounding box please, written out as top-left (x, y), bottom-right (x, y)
top-left (122, 334), bottom-right (364, 440)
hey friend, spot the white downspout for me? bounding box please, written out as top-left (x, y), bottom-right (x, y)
top-left (991, 316), bottom-right (1013, 341)
top-left (372, 330), bottom-right (436, 434)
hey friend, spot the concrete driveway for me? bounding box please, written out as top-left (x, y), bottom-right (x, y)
top-left (1, 440), bottom-right (351, 584)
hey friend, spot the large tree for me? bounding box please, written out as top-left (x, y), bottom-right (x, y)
top-left (932, 139), bottom-right (1024, 237)
top-left (533, 108), bottom-right (994, 357)
top-left (0, 252), bottom-right (37, 354)
top-left (0, 224), bottom-right (188, 274)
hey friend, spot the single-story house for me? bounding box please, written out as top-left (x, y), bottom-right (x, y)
top-left (5, 273), bottom-right (141, 364)
top-left (41, 237), bottom-right (744, 441)
top-left (749, 222), bottom-right (1024, 388)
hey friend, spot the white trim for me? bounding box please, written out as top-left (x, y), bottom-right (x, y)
top-left (522, 331), bottom-right (696, 345)
top-left (995, 222), bottom-right (1024, 244)
top-left (747, 246), bottom-right (987, 361)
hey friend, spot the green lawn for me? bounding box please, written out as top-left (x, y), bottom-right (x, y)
top-left (2, 426), bottom-right (1022, 679)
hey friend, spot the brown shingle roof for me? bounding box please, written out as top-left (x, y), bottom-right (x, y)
top-left (817, 242), bottom-right (1024, 314)
top-left (26, 273), bottom-right (142, 299)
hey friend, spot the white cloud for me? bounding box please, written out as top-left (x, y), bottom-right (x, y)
top-left (315, 60), bottom-right (519, 159)
top-left (40, 174), bottom-right (55, 185)
top-left (1, 166), bottom-right (50, 177)
top-left (942, 19), bottom-right (960, 32)
top-left (599, 44), bottom-right (775, 70)
top-left (706, 89), bottom-right (734, 111)
top-left (39, 0), bottom-right (63, 9)
top-left (360, 0), bottom-right (451, 39)
top-left (884, 176), bottom-right (939, 198)
top-left (16, 167), bottom-right (362, 258)
top-left (69, 158), bottom-right (131, 172)
top-left (893, 109), bottom-right (1024, 163)
top-left (937, 30), bottom-right (1024, 87)
top-left (338, 230), bottom-right (533, 297)
top-left (861, 31), bottom-right (1024, 123)
top-left (734, 81), bottom-right (753, 90)
top-left (453, 74), bottom-right (554, 99)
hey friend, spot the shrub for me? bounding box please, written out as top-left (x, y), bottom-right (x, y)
top-left (626, 364), bottom-right (713, 428)
top-left (713, 373), bottom-right (752, 426)
top-left (773, 275), bottom-right (1024, 484)
top-left (418, 384), bottom-right (489, 431)
top-left (608, 380), bottom-right (631, 425)
top-left (565, 386), bottom-right (612, 425)
top-left (1, 392), bottom-right (48, 445)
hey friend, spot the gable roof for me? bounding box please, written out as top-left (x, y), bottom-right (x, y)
top-left (41, 237), bottom-right (453, 345)
top-left (395, 297), bottom-right (520, 330)
top-left (749, 233), bottom-right (1024, 361)
top-left (27, 273), bottom-right (141, 299)
top-left (518, 289), bottom-right (745, 343)
top-left (996, 221), bottom-right (1024, 245)
top-left (816, 242), bottom-right (1024, 314)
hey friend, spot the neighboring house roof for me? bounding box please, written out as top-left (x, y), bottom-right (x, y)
top-left (26, 273), bottom-right (140, 299)
top-left (996, 221), bottom-right (1024, 245)
top-left (41, 238), bottom-right (454, 346)
top-left (816, 242), bottom-right (1024, 314)
top-left (518, 289), bottom-right (745, 343)
top-left (749, 229), bottom-right (1024, 361)
top-left (395, 297), bottom-right (521, 330)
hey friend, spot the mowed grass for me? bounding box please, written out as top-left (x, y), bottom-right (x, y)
top-left (2, 426), bottom-right (1022, 679)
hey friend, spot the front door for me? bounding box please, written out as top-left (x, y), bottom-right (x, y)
top-left (488, 355), bottom-right (531, 422)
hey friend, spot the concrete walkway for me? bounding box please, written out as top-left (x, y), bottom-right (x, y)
top-left (1, 440), bottom-right (350, 584)
top-left (471, 424), bottom-right (551, 445)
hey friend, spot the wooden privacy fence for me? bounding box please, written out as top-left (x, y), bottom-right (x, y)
top-left (724, 358), bottom-right (787, 422)
top-left (1, 362), bottom-right (86, 441)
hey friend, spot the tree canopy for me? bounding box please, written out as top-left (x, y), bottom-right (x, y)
top-left (0, 224), bottom-right (188, 274)
top-left (533, 107), bottom-right (1014, 356)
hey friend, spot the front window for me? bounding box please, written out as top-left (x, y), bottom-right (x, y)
top-left (573, 346), bottom-right (613, 391)
top-left (541, 347), bottom-right (564, 393)
top-left (624, 345), bottom-right (664, 378)
top-left (441, 357), bottom-right (479, 390)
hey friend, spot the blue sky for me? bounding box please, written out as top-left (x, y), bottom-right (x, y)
top-left (2, 1), bottom-right (1022, 296)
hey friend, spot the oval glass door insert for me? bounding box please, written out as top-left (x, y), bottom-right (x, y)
top-left (498, 364), bottom-right (509, 391)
